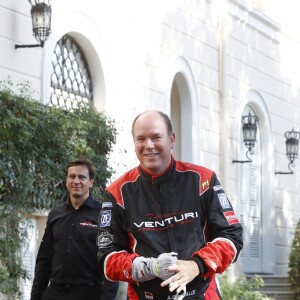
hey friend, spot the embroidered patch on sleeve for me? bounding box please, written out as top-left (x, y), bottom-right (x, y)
top-left (223, 211), bottom-right (239, 225)
top-left (217, 193), bottom-right (231, 209)
top-left (100, 210), bottom-right (112, 227)
top-left (97, 231), bottom-right (114, 247)
top-left (213, 185), bottom-right (223, 191)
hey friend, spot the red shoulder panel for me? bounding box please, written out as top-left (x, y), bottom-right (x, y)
top-left (106, 167), bottom-right (140, 208)
top-left (175, 161), bottom-right (214, 195)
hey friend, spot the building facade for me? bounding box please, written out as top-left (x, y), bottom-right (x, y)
top-left (1, 0), bottom-right (300, 298)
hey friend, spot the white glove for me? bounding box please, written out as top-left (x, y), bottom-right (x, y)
top-left (156, 252), bottom-right (178, 280)
top-left (132, 252), bottom-right (178, 282)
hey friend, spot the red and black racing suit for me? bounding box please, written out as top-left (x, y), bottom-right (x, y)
top-left (97, 158), bottom-right (243, 300)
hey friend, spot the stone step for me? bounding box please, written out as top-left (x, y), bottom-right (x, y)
top-left (259, 283), bottom-right (292, 293)
top-left (246, 275), bottom-right (294, 300)
top-left (261, 291), bottom-right (295, 300)
top-left (260, 275), bottom-right (290, 285)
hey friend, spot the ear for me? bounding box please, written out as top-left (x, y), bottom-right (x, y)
top-left (89, 179), bottom-right (94, 188)
top-left (170, 132), bottom-right (175, 149)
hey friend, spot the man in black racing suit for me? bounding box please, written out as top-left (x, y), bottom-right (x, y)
top-left (97, 110), bottom-right (243, 300)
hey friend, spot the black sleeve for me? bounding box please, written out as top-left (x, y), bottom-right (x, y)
top-left (30, 217), bottom-right (53, 300)
top-left (101, 279), bottom-right (119, 300)
top-left (97, 191), bottom-right (130, 277)
top-left (205, 173), bottom-right (243, 259)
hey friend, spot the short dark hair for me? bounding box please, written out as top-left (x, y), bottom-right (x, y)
top-left (66, 159), bottom-right (96, 179)
top-left (131, 110), bottom-right (173, 137)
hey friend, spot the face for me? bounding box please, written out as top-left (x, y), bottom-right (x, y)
top-left (133, 112), bottom-right (175, 175)
top-left (66, 165), bottom-right (93, 201)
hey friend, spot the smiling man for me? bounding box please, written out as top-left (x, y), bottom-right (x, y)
top-left (97, 110), bottom-right (243, 300)
top-left (132, 111), bottom-right (175, 175)
top-left (30, 159), bottom-right (118, 300)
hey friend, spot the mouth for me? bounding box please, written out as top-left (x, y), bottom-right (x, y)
top-left (144, 153), bottom-right (158, 158)
top-left (72, 186), bottom-right (82, 190)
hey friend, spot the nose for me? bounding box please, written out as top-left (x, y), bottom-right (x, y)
top-left (73, 176), bottom-right (80, 184)
top-left (145, 138), bottom-right (155, 149)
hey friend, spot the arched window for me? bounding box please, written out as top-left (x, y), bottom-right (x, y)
top-left (170, 57), bottom-right (198, 164)
top-left (50, 35), bottom-right (93, 110)
top-left (239, 105), bottom-right (262, 272)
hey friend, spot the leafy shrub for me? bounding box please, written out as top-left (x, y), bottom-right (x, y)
top-left (0, 80), bottom-right (117, 297)
top-left (288, 219), bottom-right (300, 299)
top-left (219, 274), bottom-right (274, 300)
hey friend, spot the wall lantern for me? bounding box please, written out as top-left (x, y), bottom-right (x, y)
top-left (15, 0), bottom-right (52, 49)
top-left (233, 112), bottom-right (259, 164)
top-left (275, 129), bottom-right (300, 175)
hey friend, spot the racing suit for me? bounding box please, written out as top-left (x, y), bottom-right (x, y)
top-left (97, 158), bottom-right (243, 299)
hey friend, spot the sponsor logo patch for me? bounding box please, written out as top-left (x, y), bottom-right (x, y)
top-left (213, 185), bottom-right (223, 191)
top-left (186, 289), bottom-right (196, 297)
top-left (223, 211), bottom-right (239, 225)
top-left (145, 292), bottom-right (154, 299)
top-left (97, 231), bottom-right (114, 247)
top-left (134, 211), bottom-right (199, 231)
top-left (100, 210), bottom-right (111, 227)
top-left (102, 202), bottom-right (113, 208)
top-left (201, 179), bottom-right (209, 190)
top-left (166, 289), bottom-right (195, 299)
top-left (217, 193), bottom-right (231, 209)
top-left (79, 221), bottom-right (97, 228)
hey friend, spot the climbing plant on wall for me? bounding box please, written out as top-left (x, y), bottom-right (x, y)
top-left (0, 80), bottom-right (117, 298)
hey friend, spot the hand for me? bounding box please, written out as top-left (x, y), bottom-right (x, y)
top-left (132, 256), bottom-right (156, 282)
top-left (161, 260), bottom-right (200, 295)
top-left (156, 252), bottom-right (178, 280)
top-left (132, 252), bottom-right (178, 282)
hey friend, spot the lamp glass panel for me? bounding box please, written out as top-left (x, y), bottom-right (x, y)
top-left (249, 126), bottom-right (257, 141)
top-left (286, 138), bottom-right (299, 155)
top-left (288, 145), bottom-right (298, 156)
top-left (243, 124), bottom-right (256, 142)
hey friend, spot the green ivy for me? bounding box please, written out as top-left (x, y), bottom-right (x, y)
top-left (219, 274), bottom-right (274, 300)
top-left (288, 219), bottom-right (300, 299)
top-left (0, 80), bottom-right (117, 298)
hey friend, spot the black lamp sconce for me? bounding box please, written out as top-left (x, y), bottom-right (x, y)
top-left (275, 129), bottom-right (300, 175)
top-left (15, 0), bottom-right (52, 49)
top-left (233, 112), bottom-right (259, 164)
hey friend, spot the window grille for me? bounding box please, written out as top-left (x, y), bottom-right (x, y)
top-left (50, 35), bottom-right (93, 110)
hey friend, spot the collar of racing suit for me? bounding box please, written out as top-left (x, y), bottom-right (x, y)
top-left (138, 156), bottom-right (175, 185)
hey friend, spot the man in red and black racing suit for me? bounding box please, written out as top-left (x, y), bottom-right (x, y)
top-left (97, 158), bottom-right (243, 299)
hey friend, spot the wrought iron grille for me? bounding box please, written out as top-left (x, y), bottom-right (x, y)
top-left (50, 35), bottom-right (93, 110)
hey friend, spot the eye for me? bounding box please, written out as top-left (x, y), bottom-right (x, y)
top-left (135, 137), bottom-right (145, 142)
top-left (152, 136), bottom-right (162, 141)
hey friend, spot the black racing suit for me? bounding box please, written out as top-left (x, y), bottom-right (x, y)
top-left (97, 158), bottom-right (243, 299)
